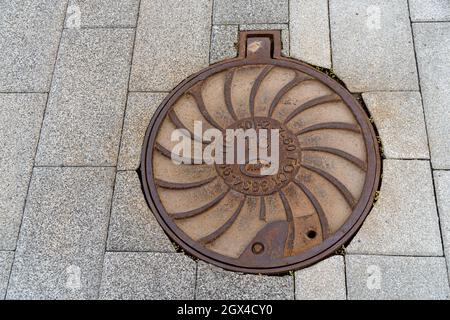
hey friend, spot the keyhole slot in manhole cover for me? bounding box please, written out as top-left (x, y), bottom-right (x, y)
top-left (140, 30), bottom-right (380, 274)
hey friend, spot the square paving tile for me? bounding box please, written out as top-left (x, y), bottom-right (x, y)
top-left (290, 0), bottom-right (331, 68)
top-left (0, 251), bottom-right (14, 300)
top-left (210, 25), bottom-right (239, 64)
top-left (99, 252), bottom-right (196, 300)
top-left (118, 93), bottom-right (166, 170)
top-left (295, 255), bottom-right (346, 300)
top-left (7, 167), bottom-right (115, 300)
top-left (196, 262), bottom-right (294, 300)
top-left (347, 160), bottom-right (443, 256)
top-left (0, 93), bottom-right (47, 250)
top-left (0, 0), bottom-right (67, 92)
top-left (409, 0), bottom-right (450, 21)
top-left (330, 0), bottom-right (418, 92)
top-left (35, 28), bottom-right (134, 166)
top-left (346, 255), bottom-right (450, 300)
top-left (433, 170), bottom-right (450, 279)
top-left (66, 0), bottom-right (140, 28)
top-left (107, 171), bottom-right (174, 252)
top-left (213, 0), bottom-right (289, 24)
top-left (413, 23), bottom-right (450, 169)
top-left (362, 92), bottom-right (429, 159)
top-left (129, 0), bottom-right (211, 91)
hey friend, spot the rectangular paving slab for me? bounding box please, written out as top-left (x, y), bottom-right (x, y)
top-left (413, 23), bottom-right (450, 169)
top-left (196, 262), bottom-right (294, 300)
top-left (107, 171), bottom-right (174, 252)
top-left (0, 93), bottom-right (47, 250)
top-left (0, 0), bottom-right (67, 92)
top-left (118, 93), bottom-right (166, 170)
top-left (330, 0), bottom-right (418, 91)
top-left (0, 251), bottom-right (14, 299)
top-left (99, 252), bottom-right (196, 299)
top-left (213, 0), bottom-right (289, 24)
top-left (35, 28), bottom-right (134, 166)
top-left (7, 167), bottom-right (115, 300)
top-left (66, 0), bottom-right (140, 28)
top-left (409, 0), bottom-right (450, 21)
top-left (346, 255), bottom-right (450, 299)
top-left (433, 170), bottom-right (450, 280)
top-left (295, 255), bottom-right (346, 300)
top-left (347, 160), bottom-right (442, 256)
top-left (290, 0), bottom-right (331, 68)
top-left (362, 92), bottom-right (429, 159)
top-left (129, 0), bottom-right (211, 91)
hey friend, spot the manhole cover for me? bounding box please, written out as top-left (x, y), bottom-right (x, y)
top-left (141, 31), bottom-right (380, 274)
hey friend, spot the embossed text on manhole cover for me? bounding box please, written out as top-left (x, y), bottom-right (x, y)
top-left (140, 31), bottom-right (380, 274)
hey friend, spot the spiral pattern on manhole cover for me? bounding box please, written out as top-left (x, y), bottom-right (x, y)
top-left (141, 31), bottom-right (380, 273)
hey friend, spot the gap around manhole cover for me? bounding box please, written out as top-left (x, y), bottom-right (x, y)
top-left (140, 31), bottom-right (380, 274)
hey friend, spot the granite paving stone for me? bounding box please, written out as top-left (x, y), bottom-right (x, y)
top-left (210, 25), bottom-right (239, 64)
top-left (295, 255), bottom-right (346, 300)
top-left (196, 262), bottom-right (294, 300)
top-left (129, 0), bottom-right (211, 91)
top-left (118, 93), bottom-right (166, 170)
top-left (347, 160), bottom-right (442, 256)
top-left (0, 0), bottom-right (68, 92)
top-left (290, 0), bottom-right (331, 68)
top-left (240, 24), bottom-right (290, 56)
top-left (99, 252), bottom-right (196, 300)
top-left (413, 23), bottom-right (450, 169)
top-left (433, 171), bottom-right (450, 279)
top-left (0, 93), bottom-right (47, 250)
top-left (409, 0), bottom-right (450, 22)
top-left (362, 92), bottom-right (429, 159)
top-left (7, 167), bottom-right (115, 300)
top-left (213, 0), bottom-right (289, 24)
top-left (66, 0), bottom-right (140, 28)
top-left (35, 28), bottom-right (134, 166)
top-left (346, 255), bottom-right (450, 300)
top-left (0, 251), bottom-right (14, 300)
top-left (330, 0), bottom-right (418, 92)
top-left (107, 171), bottom-right (174, 252)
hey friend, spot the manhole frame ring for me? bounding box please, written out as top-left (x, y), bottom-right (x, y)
top-left (140, 31), bottom-right (381, 274)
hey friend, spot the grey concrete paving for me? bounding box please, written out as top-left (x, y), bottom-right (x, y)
top-left (347, 160), bottom-right (442, 256)
top-left (0, 251), bottom-right (14, 300)
top-left (1, 0), bottom-right (450, 300)
top-left (330, 0), bottom-right (418, 92)
top-left (346, 255), bottom-right (450, 300)
top-left (35, 28), bottom-right (134, 166)
top-left (107, 171), bottom-right (174, 252)
top-left (0, 94), bottom-right (47, 250)
top-left (129, 0), bottom-right (211, 91)
top-left (117, 93), bottom-right (166, 170)
top-left (213, 0), bottom-right (289, 24)
top-left (413, 23), bottom-right (450, 169)
top-left (295, 255), bottom-right (346, 300)
top-left (99, 252), bottom-right (196, 300)
top-left (409, 0), bottom-right (450, 21)
top-left (196, 262), bottom-right (294, 300)
top-left (290, 0), bottom-right (331, 68)
top-left (0, 0), bottom-right (68, 92)
top-left (66, 0), bottom-right (140, 28)
top-left (434, 171), bottom-right (450, 280)
top-left (7, 167), bottom-right (115, 299)
top-left (362, 92), bottom-right (429, 159)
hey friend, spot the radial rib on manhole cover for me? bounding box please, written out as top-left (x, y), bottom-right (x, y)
top-left (141, 31), bottom-right (380, 274)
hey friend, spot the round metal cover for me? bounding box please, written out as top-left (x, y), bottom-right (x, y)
top-left (141, 31), bottom-right (380, 274)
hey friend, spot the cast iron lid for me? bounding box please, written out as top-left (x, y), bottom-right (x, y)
top-left (141, 31), bottom-right (380, 274)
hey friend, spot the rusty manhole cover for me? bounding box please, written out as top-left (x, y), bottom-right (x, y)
top-left (141, 31), bottom-right (380, 274)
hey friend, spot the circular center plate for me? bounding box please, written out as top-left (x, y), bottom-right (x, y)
top-left (141, 32), bottom-right (380, 274)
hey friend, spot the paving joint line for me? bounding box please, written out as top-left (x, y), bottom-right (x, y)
top-left (407, 0), bottom-right (449, 284)
top-left (327, 0), bottom-right (333, 69)
top-left (4, 0), bottom-right (71, 297)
